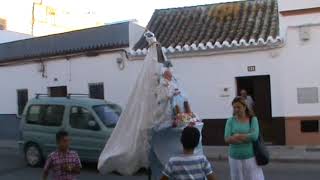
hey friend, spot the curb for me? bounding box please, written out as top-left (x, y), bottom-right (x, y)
top-left (207, 156), bottom-right (320, 164)
top-left (1, 141), bottom-right (320, 163)
top-left (203, 146), bottom-right (320, 164)
top-left (0, 140), bottom-right (19, 150)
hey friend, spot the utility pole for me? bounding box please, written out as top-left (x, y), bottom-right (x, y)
top-left (31, 0), bottom-right (43, 35)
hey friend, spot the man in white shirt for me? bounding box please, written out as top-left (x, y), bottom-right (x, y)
top-left (240, 89), bottom-right (255, 111)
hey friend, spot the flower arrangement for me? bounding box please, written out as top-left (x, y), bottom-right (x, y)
top-left (172, 112), bottom-right (200, 128)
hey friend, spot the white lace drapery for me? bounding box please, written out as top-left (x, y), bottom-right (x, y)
top-left (98, 36), bottom-right (163, 175)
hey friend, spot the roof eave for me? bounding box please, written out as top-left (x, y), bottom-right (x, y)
top-left (130, 36), bottom-right (283, 59)
top-left (129, 40), bottom-right (284, 60)
top-left (0, 45), bottom-right (129, 66)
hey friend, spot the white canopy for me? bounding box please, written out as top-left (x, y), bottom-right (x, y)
top-left (98, 34), bottom-right (163, 175)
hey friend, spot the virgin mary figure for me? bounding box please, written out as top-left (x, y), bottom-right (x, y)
top-left (98, 32), bottom-right (203, 177)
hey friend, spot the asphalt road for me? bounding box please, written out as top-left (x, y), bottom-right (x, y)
top-left (0, 148), bottom-right (319, 180)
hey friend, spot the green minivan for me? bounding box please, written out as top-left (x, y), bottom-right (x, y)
top-left (18, 95), bottom-right (121, 167)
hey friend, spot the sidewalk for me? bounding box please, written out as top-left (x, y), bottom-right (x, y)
top-left (204, 145), bottom-right (320, 163)
top-left (0, 140), bottom-right (18, 150)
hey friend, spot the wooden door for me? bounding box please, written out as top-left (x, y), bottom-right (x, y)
top-left (237, 76), bottom-right (273, 144)
top-left (252, 76), bottom-right (273, 143)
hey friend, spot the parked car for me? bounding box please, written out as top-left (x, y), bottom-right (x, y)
top-left (18, 95), bottom-right (122, 167)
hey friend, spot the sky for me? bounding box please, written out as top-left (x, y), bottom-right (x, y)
top-left (36, 0), bottom-right (239, 26)
top-left (0, 0), bottom-right (239, 34)
top-left (38, 0), bottom-right (240, 26)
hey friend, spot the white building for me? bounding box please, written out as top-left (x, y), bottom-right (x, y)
top-left (131, 0), bottom-right (320, 146)
top-left (1, 0), bottom-right (320, 146)
top-left (0, 21), bottom-right (144, 133)
top-left (0, 0), bottom-right (104, 36)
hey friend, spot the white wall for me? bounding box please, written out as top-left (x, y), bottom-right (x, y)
top-left (0, 52), bottom-right (141, 114)
top-left (169, 49), bottom-right (284, 119)
top-left (279, 12), bottom-right (320, 35)
top-left (278, 0), bottom-right (320, 38)
top-left (281, 25), bottom-right (320, 117)
top-left (1, 26), bottom-right (320, 119)
top-left (170, 25), bottom-right (320, 119)
top-left (0, 30), bottom-right (32, 43)
top-left (277, 0), bottom-right (320, 117)
top-left (66, 53), bottom-right (142, 107)
top-left (1, 48), bottom-right (281, 118)
top-left (278, 0), bottom-right (320, 12)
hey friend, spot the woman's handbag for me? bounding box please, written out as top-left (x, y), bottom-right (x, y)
top-left (250, 118), bottom-right (270, 166)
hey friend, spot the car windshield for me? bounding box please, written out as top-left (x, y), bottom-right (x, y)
top-left (93, 104), bottom-right (121, 128)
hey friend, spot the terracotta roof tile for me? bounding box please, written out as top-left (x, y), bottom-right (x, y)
top-left (134, 0), bottom-right (280, 50)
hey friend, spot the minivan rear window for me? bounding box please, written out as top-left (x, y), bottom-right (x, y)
top-left (26, 105), bottom-right (65, 126)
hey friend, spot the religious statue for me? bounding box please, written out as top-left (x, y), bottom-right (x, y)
top-left (98, 32), bottom-right (203, 179)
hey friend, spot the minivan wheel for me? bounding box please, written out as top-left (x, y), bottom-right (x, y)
top-left (25, 143), bottom-right (43, 167)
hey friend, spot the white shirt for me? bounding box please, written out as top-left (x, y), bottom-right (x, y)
top-left (245, 96), bottom-right (254, 110)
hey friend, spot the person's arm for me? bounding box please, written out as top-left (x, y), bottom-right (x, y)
top-left (249, 96), bottom-right (255, 107)
top-left (42, 155), bottom-right (52, 180)
top-left (224, 118), bottom-right (232, 143)
top-left (160, 175), bottom-right (169, 180)
top-left (203, 157), bottom-right (217, 180)
top-left (234, 117), bottom-right (260, 143)
top-left (160, 160), bottom-right (173, 180)
top-left (224, 118), bottom-right (242, 144)
top-left (42, 171), bottom-right (49, 180)
top-left (245, 96), bottom-right (255, 111)
top-left (71, 166), bottom-right (81, 174)
top-left (207, 173), bottom-right (218, 180)
top-left (230, 134), bottom-right (249, 143)
top-left (225, 136), bottom-right (242, 144)
top-left (71, 152), bottom-right (81, 174)
top-left (247, 117), bottom-right (259, 141)
top-left (63, 152), bottom-right (82, 174)
top-left (63, 165), bottom-right (80, 174)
